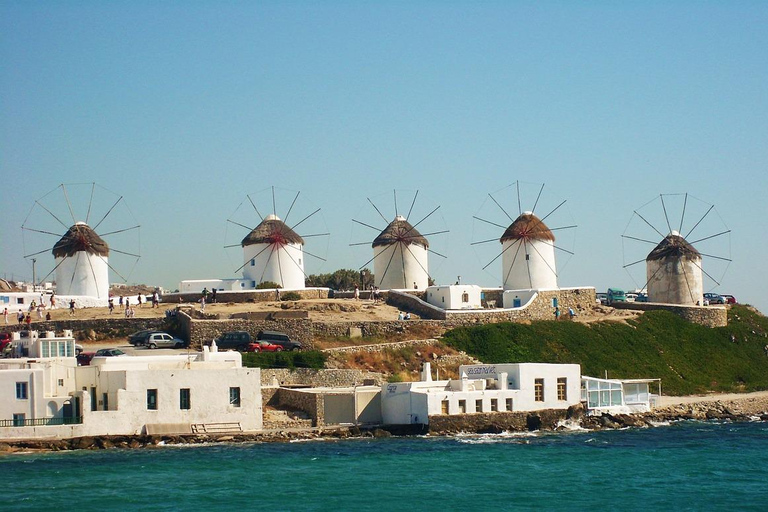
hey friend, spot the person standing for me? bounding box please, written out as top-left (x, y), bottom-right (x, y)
top-left (45, 311), bottom-right (51, 321)
top-left (50, 293), bottom-right (56, 309)
top-left (137, 294), bottom-right (143, 308)
top-left (554, 306), bottom-right (561, 321)
top-left (119, 295), bottom-right (124, 307)
top-left (3, 308), bottom-right (7, 324)
top-left (25, 313), bottom-right (32, 327)
top-left (354, 285), bottom-right (359, 300)
top-left (200, 295), bottom-right (206, 312)
top-left (568, 307), bottom-right (575, 319)
top-left (36, 304), bottom-right (43, 319)
top-left (69, 299), bottom-right (76, 316)
top-left (17, 310), bottom-right (24, 325)
top-left (211, 288), bottom-right (217, 304)
top-left (108, 297), bottom-right (114, 314)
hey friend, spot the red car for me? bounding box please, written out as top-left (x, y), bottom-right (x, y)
top-left (247, 341), bottom-right (283, 352)
top-left (721, 294), bottom-right (737, 305)
top-left (77, 352), bottom-right (96, 366)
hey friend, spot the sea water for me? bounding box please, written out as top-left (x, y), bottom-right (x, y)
top-left (3, 420), bottom-right (768, 511)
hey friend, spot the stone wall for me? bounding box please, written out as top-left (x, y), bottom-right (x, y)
top-left (612, 302), bottom-right (727, 327)
top-left (167, 288), bottom-right (330, 305)
top-left (273, 388), bottom-right (323, 427)
top-left (312, 320), bottom-right (446, 339)
top-left (324, 339), bottom-right (442, 355)
top-left (386, 290), bottom-right (445, 320)
top-left (1, 317), bottom-right (170, 341)
top-left (427, 408), bottom-right (569, 434)
top-left (177, 309), bottom-right (314, 348)
top-left (260, 368), bottom-right (384, 387)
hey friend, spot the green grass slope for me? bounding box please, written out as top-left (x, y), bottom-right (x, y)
top-left (442, 305), bottom-right (768, 396)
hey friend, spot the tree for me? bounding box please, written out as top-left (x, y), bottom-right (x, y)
top-left (305, 269), bottom-right (374, 290)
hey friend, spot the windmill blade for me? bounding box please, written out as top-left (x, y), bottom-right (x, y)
top-left (502, 240), bottom-right (524, 287)
top-left (99, 225), bottom-right (140, 237)
top-left (531, 183), bottom-right (545, 215)
top-left (415, 229), bottom-right (450, 238)
top-left (68, 252), bottom-right (82, 291)
top-left (283, 190), bottom-right (301, 224)
top-left (527, 239), bottom-right (558, 279)
top-left (259, 245), bottom-right (278, 283)
top-left (110, 248), bottom-right (142, 258)
top-left (290, 208), bottom-right (320, 231)
top-left (34, 200), bottom-right (70, 230)
top-left (393, 190), bottom-right (398, 218)
top-left (352, 218), bottom-right (383, 232)
top-left (537, 199), bottom-right (567, 225)
top-left (489, 193), bottom-right (514, 222)
top-left (94, 253), bottom-right (128, 282)
top-left (483, 238), bottom-right (519, 271)
top-left (233, 243), bottom-right (272, 274)
top-left (534, 239), bottom-right (575, 256)
top-left (660, 194), bottom-right (673, 235)
top-left (61, 183), bottom-right (78, 225)
top-left (247, 194), bottom-right (264, 222)
top-left (473, 216), bottom-right (507, 230)
top-left (284, 245), bottom-right (326, 262)
top-left (516, 181), bottom-right (522, 217)
top-left (690, 258), bottom-right (722, 286)
top-left (35, 254), bottom-right (70, 285)
top-left (427, 248), bottom-right (447, 259)
top-left (404, 243), bottom-right (433, 279)
top-left (633, 210), bottom-right (666, 239)
top-left (299, 232), bottom-right (330, 239)
top-left (85, 250), bottom-right (102, 298)
top-left (399, 243), bottom-right (407, 289)
top-left (275, 246), bottom-right (284, 287)
top-left (403, 205), bottom-right (440, 237)
top-left (471, 237), bottom-right (500, 246)
top-left (621, 234), bottom-right (659, 245)
top-left (281, 246), bottom-right (310, 280)
top-left (227, 218), bottom-right (253, 231)
top-left (680, 261), bottom-right (697, 303)
top-left (21, 226), bottom-right (63, 237)
top-left (271, 186), bottom-right (276, 216)
top-left (541, 225), bottom-right (578, 233)
top-left (85, 182), bottom-right (96, 224)
top-left (622, 257), bottom-right (647, 269)
top-left (406, 190), bottom-right (419, 221)
top-left (92, 195), bottom-right (123, 231)
top-left (367, 197), bottom-right (389, 223)
top-left (349, 241), bottom-right (374, 247)
top-left (224, 243), bottom-right (243, 249)
top-left (358, 252), bottom-right (379, 271)
top-left (636, 261), bottom-right (667, 297)
top-left (697, 252), bottom-right (732, 263)
top-left (24, 247), bottom-right (55, 259)
top-left (684, 205), bottom-right (714, 240)
top-left (688, 230), bottom-right (731, 246)
top-left (678, 193), bottom-right (688, 234)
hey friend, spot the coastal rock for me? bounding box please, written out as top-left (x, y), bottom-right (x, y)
top-left (566, 403), bottom-right (585, 420)
top-left (71, 437), bottom-right (96, 450)
top-left (526, 414), bottom-right (542, 431)
top-left (372, 428), bottom-right (392, 438)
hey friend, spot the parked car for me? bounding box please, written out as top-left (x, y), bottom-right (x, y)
top-left (596, 293), bottom-right (608, 305)
top-left (145, 332), bottom-right (187, 349)
top-left (247, 341), bottom-right (284, 352)
top-left (257, 330), bottom-right (302, 351)
top-left (77, 351), bottom-right (96, 366)
top-left (95, 348), bottom-right (127, 357)
top-left (213, 331), bottom-right (254, 351)
top-left (626, 293), bottom-right (638, 302)
top-left (703, 293), bottom-right (726, 305)
top-left (635, 293), bottom-right (649, 303)
top-left (607, 288), bottom-right (626, 305)
top-left (0, 333), bottom-right (11, 353)
top-left (128, 329), bottom-right (163, 347)
top-left (721, 294), bottom-right (737, 304)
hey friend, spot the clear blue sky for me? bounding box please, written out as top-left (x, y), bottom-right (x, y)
top-left (2, 2), bottom-right (766, 312)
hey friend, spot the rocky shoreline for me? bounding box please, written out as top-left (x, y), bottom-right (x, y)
top-left (3, 395), bottom-right (768, 454)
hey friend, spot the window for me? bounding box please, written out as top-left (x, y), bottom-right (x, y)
top-left (16, 382), bottom-right (28, 400)
top-left (462, 293), bottom-right (469, 303)
top-left (91, 387), bottom-right (97, 411)
top-left (458, 399), bottom-right (466, 413)
top-left (58, 379), bottom-right (64, 387)
top-left (103, 393), bottom-right (109, 411)
top-left (490, 399), bottom-right (498, 412)
top-left (557, 378), bottom-right (567, 401)
top-left (441, 399), bottom-right (449, 414)
top-left (147, 389), bottom-right (158, 410)
top-left (180, 388), bottom-right (191, 410)
top-left (250, 259), bottom-right (255, 266)
top-left (475, 399), bottom-right (483, 413)
top-left (534, 378), bottom-right (544, 402)
top-left (229, 387), bottom-right (241, 407)
top-left (505, 398), bottom-right (513, 411)
top-left (13, 413), bottom-right (25, 426)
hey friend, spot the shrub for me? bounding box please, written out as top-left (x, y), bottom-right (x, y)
top-left (281, 292), bottom-right (302, 301)
top-left (242, 350), bottom-right (327, 369)
top-left (256, 281), bottom-right (281, 290)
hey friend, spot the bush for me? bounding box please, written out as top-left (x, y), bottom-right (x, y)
top-left (256, 281), bottom-right (281, 290)
top-left (280, 292), bottom-right (302, 301)
top-left (242, 350), bottom-right (327, 369)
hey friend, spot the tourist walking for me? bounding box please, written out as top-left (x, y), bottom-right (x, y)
top-left (354, 285), bottom-right (359, 300)
top-left (69, 299), bottom-right (76, 316)
top-left (137, 294), bottom-right (143, 308)
top-left (152, 290), bottom-right (159, 308)
top-left (568, 307), bottom-right (575, 319)
top-left (200, 295), bottom-right (206, 312)
top-left (554, 306), bottom-right (561, 321)
top-left (119, 295), bottom-right (124, 307)
top-left (108, 297), bottom-right (114, 314)
top-left (37, 304), bottom-right (44, 319)
top-left (50, 293), bottom-right (56, 309)
top-left (3, 308), bottom-right (7, 324)
top-left (211, 288), bottom-right (217, 303)
top-left (25, 313), bottom-right (32, 327)
top-left (17, 310), bottom-right (24, 325)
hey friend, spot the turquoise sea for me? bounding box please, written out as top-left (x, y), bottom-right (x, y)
top-left (4, 420), bottom-right (768, 511)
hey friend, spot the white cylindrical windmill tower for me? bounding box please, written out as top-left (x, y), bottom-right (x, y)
top-left (53, 222), bottom-right (110, 298)
top-left (500, 211), bottom-right (558, 290)
top-left (646, 230), bottom-right (703, 305)
top-left (241, 214), bottom-right (305, 290)
top-left (373, 215), bottom-right (429, 290)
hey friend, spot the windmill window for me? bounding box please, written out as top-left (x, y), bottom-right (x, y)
top-left (250, 259), bottom-right (255, 266)
top-left (525, 254), bottom-right (530, 260)
top-left (298, 258), bottom-right (302, 265)
top-left (441, 296), bottom-right (445, 303)
top-left (462, 293), bottom-right (469, 303)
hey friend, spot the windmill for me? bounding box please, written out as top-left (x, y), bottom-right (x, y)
top-left (350, 190), bottom-right (448, 290)
top-left (21, 183), bottom-right (141, 300)
top-left (471, 181), bottom-right (576, 291)
top-left (622, 193), bottom-right (731, 305)
top-left (224, 186), bottom-right (329, 290)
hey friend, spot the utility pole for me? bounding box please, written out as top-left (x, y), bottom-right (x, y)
top-left (32, 259), bottom-right (37, 290)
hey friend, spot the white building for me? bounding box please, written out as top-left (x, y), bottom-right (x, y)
top-left (0, 331), bottom-right (262, 439)
top-left (500, 212), bottom-right (558, 291)
top-left (426, 285), bottom-right (483, 310)
top-left (242, 214), bottom-right (305, 290)
top-left (581, 376), bottom-right (659, 414)
top-left (381, 362), bottom-right (581, 425)
top-left (53, 222), bottom-right (110, 300)
top-left (646, 231), bottom-right (704, 305)
top-left (373, 215), bottom-right (429, 290)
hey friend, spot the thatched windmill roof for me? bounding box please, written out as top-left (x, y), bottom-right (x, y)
top-left (241, 215), bottom-right (304, 247)
top-left (52, 223), bottom-right (109, 258)
top-left (647, 232), bottom-right (701, 262)
top-left (372, 216), bottom-right (429, 249)
top-left (500, 212), bottom-right (555, 243)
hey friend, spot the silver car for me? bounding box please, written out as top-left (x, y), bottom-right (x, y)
top-left (146, 332), bottom-right (187, 349)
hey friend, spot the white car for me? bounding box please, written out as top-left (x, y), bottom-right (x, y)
top-left (145, 332), bottom-right (188, 349)
top-left (626, 293), bottom-right (638, 302)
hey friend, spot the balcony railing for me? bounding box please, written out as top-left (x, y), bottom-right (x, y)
top-left (0, 416), bottom-right (83, 427)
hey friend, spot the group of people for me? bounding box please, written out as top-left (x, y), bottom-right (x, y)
top-left (397, 311), bottom-right (412, 320)
top-left (553, 306), bottom-right (577, 320)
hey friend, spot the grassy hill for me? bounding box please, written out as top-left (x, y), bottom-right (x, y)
top-left (442, 305), bottom-right (768, 396)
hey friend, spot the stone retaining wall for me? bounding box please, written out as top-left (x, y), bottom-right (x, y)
top-left (177, 309), bottom-right (314, 348)
top-left (260, 368), bottom-right (384, 387)
top-left (427, 408), bottom-right (569, 434)
top-left (1, 317), bottom-right (170, 341)
top-left (324, 339), bottom-right (441, 354)
top-left (612, 302), bottom-right (727, 327)
top-left (166, 288), bottom-right (330, 305)
top-left (312, 320), bottom-right (446, 339)
top-left (274, 388), bottom-right (323, 427)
